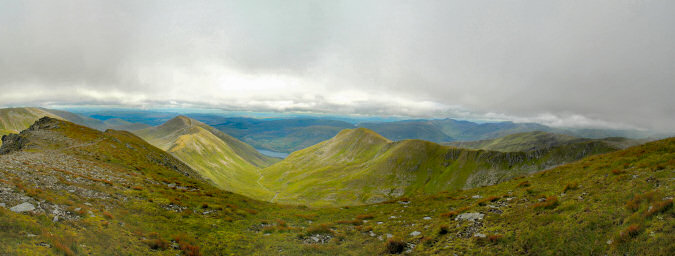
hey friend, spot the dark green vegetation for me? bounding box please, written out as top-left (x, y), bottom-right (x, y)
top-left (1, 118), bottom-right (672, 255)
top-left (259, 128), bottom-right (622, 207)
top-left (134, 116), bottom-right (279, 199)
top-left (446, 131), bottom-right (643, 152)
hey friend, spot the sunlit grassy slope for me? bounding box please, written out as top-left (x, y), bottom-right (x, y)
top-left (135, 116), bottom-right (278, 199)
top-left (260, 128), bottom-right (622, 207)
top-left (446, 131), bottom-right (643, 152)
top-left (1, 118), bottom-right (672, 255)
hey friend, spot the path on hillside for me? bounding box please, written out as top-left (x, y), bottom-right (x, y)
top-left (255, 168), bottom-right (277, 201)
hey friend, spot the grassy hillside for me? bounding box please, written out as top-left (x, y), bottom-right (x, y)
top-left (260, 128), bottom-right (621, 207)
top-left (0, 117), bottom-right (672, 255)
top-left (135, 116), bottom-right (278, 199)
top-left (0, 107), bottom-right (150, 146)
top-left (0, 108), bottom-right (63, 145)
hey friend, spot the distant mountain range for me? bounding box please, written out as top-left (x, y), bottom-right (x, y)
top-left (66, 110), bottom-right (668, 153)
top-left (445, 131), bottom-right (645, 152)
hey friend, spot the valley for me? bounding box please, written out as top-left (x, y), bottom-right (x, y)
top-left (0, 117), bottom-right (672, 255)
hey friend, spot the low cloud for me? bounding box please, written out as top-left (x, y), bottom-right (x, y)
top-left (1, 1), bottom-right (674, 132)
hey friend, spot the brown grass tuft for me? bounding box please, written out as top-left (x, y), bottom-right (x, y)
top-left (306, 223), bottom-right (334, 236)
top-left (487, 234), bottom-right (503, 243)
top-left (562, 182), bottom-right (578, 193)
top-left (144, 239), bottom-right (169, 250)
top-left (625, 191), bottom-right (658, 212)
top-left (532, 196), bottom-right (559, 210)
top-left (645, 199), bottom-right (673, 217)
top-left (102, 211), bottom-right (114, 219)
top-left (440, 211), bottom-right (458, 218)
top-left (611, 169), bottom-right (625, 175)
top-left (618, 224), bottom-right (641, 242)
top-left (517, 180), bottom-right (530, 188)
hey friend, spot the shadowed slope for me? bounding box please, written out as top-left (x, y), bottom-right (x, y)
top-left (135, 116), bottom-right (277, 198)
top-left (261, 128), bottom-right (624, 206)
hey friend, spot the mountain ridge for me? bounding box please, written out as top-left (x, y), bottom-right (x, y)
top-left (134, 116), bottom-right (278, 199)
top-left (259, 127), bottom-right (623, 206)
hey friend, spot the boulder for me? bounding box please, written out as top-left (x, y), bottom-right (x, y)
top-left (10, 202), bottom-right (35, 213)
top-left (455, 212), bottom-right (484, 222)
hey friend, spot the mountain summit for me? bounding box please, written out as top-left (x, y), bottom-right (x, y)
top-left (260, 128), bottom-right (623, 206)
top-left (135, 116), bottom-right (278, 198)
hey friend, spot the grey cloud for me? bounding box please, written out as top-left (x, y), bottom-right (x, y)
top-left (0, 0), bottom-right (674, 132)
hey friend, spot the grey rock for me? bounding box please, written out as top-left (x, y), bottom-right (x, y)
top-left (410, 231), bottom-right (421, 237)
top-left (10, 202), bottom-right (35, 213)
top-left (473, 233), bottom-right (486, 238)
top-left (455, 212), bottom-right (484, 222)
top-left (423, 216), bottom-right (432, 220)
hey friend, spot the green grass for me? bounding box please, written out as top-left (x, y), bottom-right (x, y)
top-left (259, 128), bottom-right (621, 207)
top-left (0, 118), bottom-right (673, 255)
top-left (135, 116), bottom-right (278, 199)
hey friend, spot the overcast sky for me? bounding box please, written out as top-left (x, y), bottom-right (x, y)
top-left (1, 0), bottom-right (673, 131)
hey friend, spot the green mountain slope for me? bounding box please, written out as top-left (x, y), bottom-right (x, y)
top-left (135, 116), bottom-right (278, 199)
top-left (0, 108), bottom-right (63, 145)
top-left (260, 128), bottom-right (622, 207)
top-left (0, 118), bottom-right (672, 255)
top-left (0, 107), bottom-right (151, 146)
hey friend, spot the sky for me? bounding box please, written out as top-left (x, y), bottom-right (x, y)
top-left (0, 0), bottom-right (674, 132)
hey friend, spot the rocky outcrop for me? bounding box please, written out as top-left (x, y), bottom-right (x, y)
top-left (27, 116), bottom-right (61, 131)
top-left (0, 117), bottom-right (62, 155)
top-left (0, 133), bottom-right (28, 155)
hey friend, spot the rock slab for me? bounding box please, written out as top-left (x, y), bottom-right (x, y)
top-left (10, 202), bottom-right (35, 213)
